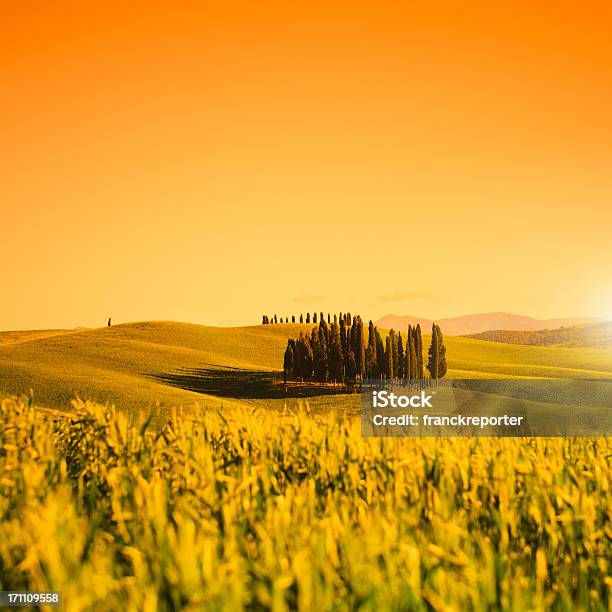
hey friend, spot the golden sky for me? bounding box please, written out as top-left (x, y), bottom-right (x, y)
top-left (2, 1), bottom-right (611, 329)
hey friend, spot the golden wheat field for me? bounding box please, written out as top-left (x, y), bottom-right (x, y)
top-left (0, 395), bottom-right (610, 612)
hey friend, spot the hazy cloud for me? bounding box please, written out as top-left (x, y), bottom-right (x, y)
top-left (378, 291), bottom-right (426, 303)
top-left (293, 293), bottom-right (327, 304)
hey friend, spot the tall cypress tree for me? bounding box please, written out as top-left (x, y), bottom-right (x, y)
top-left (346, 350), bottom-right (357, 379)
top-left (389, 329), bottom-right (399, 378)
top-left (293, 333), bottom-right (303, 378)
top-left (438, 326), bottom-right (447, 378)
top-left (366, 320), bottom-right (377, 378)
top-left (427, 323), bottom-right (439, 380)
top-left (356, 317), bottom-right (366, 379)
top-left (438, 327), bottom-right (447, 378)
top-left (303, 338), bottom-right (313, 380)
top-left (306, 313), bottom-right (310, 324)
top-left (385, 336), bottom-right (393, 379)
top-left (340, 318), bottom-right (348, 375)
top-left (314, 326), bottom-right (329, 382)
top-left (292, 315), bottom-right (295, 323)
top-left (313, 312), bottom-right (317, 323)
top-left (375, 330), bottom-right (385, 379)
top-left (397, 332), bottom-right (404, 379)
top-left (283, 341), bottom-right (294, 383)
top-left (319, 316), bottom-right (329, 338)
top-left (329, 321), bottom-right (343, 383)
top-left (300, 314), bottom-right (303, 323)
top-left (411, 326), bottom-right (419, 380)
top-left (405, 326), bottom-right (413, 381)
top-left (415, 324), bottom-right (424, 379)
top-left (295, 333), bottom-right (310, 380)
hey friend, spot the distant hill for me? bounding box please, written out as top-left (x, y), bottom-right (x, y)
top-left (466, 321), bottom-right (612, 348)
top-left (376, 312), bottom-right (602, 336)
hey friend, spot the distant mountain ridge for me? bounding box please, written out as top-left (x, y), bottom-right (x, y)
top-left (375, 312), bottom-right (603, 336)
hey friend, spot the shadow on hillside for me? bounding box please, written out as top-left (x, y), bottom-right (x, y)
top-left (150, 367), bottom-right (354, 400)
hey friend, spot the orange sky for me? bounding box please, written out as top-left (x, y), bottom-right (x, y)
top-left (1, 1), bottom-right (611, 329)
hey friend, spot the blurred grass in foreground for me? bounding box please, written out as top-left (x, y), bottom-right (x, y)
top-left (0, 396), bottom-right (610, 611)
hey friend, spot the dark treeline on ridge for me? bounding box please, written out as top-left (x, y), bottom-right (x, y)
top-left (281, 313), bottom-right (447, 386)
top-left (262, 312), bottom-right (344, 324)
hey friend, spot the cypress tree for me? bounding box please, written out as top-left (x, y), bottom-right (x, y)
top-left (292, 315), bottom-right (295, 323)
top-left (300, 314), bottom-right (303, 323)
top-left (405, 327), bottom-right (413, 381)
top-left (397, 332), bottom-right (404, 379)
top-left (415, 324), bottom-right (423, 379)
top-left (427, 323), bottom-right (439, 380)
top-left (294, 334), bottom-right (305, 379)
top-left (385, 336), bottom-right (393, 379)
top-left (329, 322), bottom-right (343, 383)
top-left (327, 313), bottom-right (331, 323)
top-left (306, 313), bottom-right (310, 324)
top-left (314, 326), bottom-right (329, 382)
top-left (274, 315), bottom-right (277, 324)
top-left (303, 338), bottom-right (313, 380)
top-left (346, 350), bottom-right (357, 379)
top-left (389, 329), bottom-right (399, 378)
top-left (438, 327), bottom-right (447, 378)
top-left (365, 344), bottom-right (375, 378)
top-left (313, 312), bottom-right (317, 323)
top-left (367, 321), bottom-right (377, 377)
top-left (283, 341), bottom-right (294, 383)
top-left (350, 317), bottom-right (365, 379)
top-left (340, 318), bottom-right (348, 376)
top-left (439, 327), bottom-right (447, 378)
top-left (412, 329), bottom-right (418, 380)
top-left (375, 331), bottom-right (385, 379)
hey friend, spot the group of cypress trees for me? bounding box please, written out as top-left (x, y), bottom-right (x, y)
top-left (282, 316), bottom-right (447, 385)
top-left (283, 314), bottom-right (363, 384)
top-left (262, 312), bottom-right (352, 325)
top-left (379, 324), bottom-right (425, 382)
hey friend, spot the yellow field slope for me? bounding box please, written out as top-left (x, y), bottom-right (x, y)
top-left (0, 321), bottom-right (610, 413)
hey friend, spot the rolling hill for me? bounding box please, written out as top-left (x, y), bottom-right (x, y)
top-left (0, 321), bottom-right (611, 415)
top-left (466, 321), bottom-right (612, 348)
top-left (376, 312), bottom-right (601, 335)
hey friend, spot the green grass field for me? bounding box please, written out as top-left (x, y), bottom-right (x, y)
top-left (1, 321), bottom-right (611, 415)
